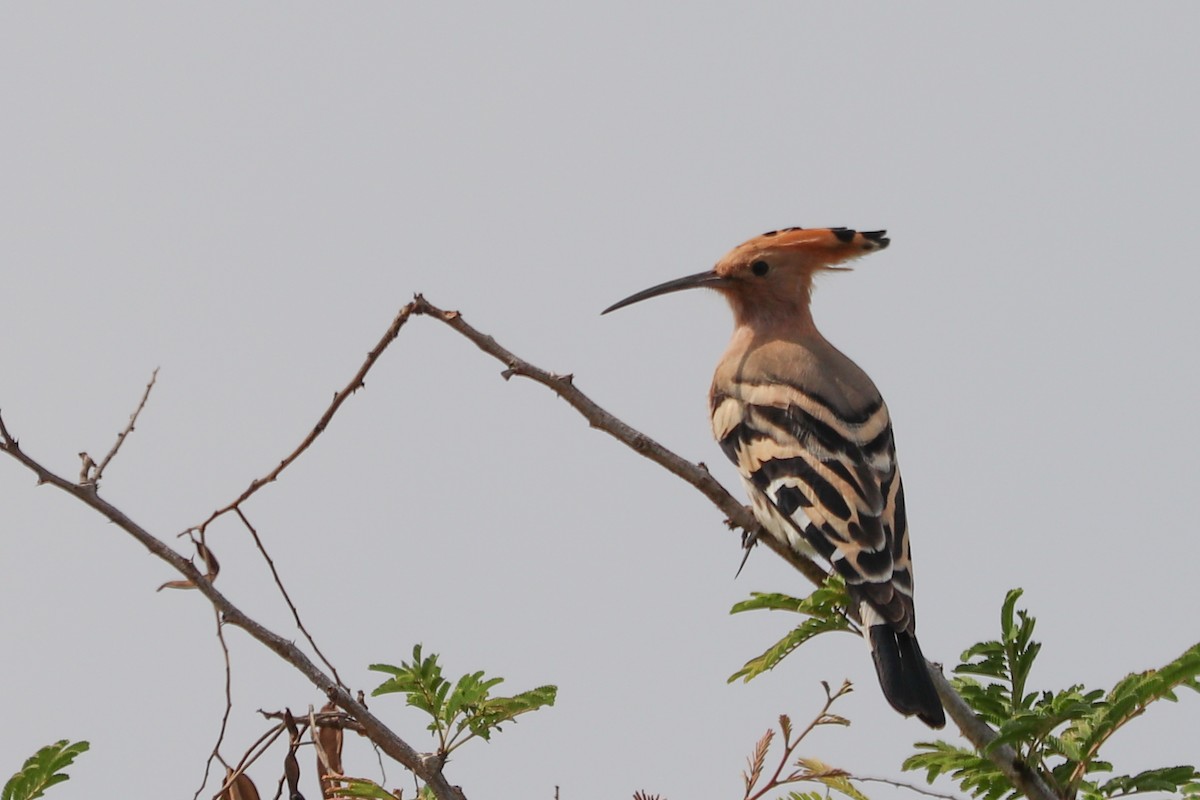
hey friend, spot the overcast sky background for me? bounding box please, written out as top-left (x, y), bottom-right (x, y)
top-left (3, 4), bottom-right (1198, 799)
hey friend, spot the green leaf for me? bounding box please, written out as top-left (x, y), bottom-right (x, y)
top-left (915, 589), bottom-right (1200, 800)
top-left (3, 740), bottom-right (90, 800)
top-left (951, 678), bottom-right (1011, 726)
top-left (729, 615), bottom-right (852, 683)
top-left (904, 741), bottom-right (1015, 800)
top-left (1098, 765), bottom-right (1199, 797)
top-left (957, 640), bottom-right (1009, 681)
top-left (445, 670), bottom-right (505, 726)
top-left (371, 645), bottom-right (556, 754)
top-left (731, 575), bottom-right (852, 620)
top-left (326, 777), bottom-right (401, 799)
top-left (370, 645), bottom-right (452, 732)
top-left (794, 757), bottom-right (870, 800)
top-left (1061, 642), bottom-right (1200, 796)
top-left (729, 576), bottom-right (856, 683)
top-left (459, 684), bottom-right (558, 744)
top-left (731, 591), bottom-right (814, 614)
top-left (989, 687), bottom-right (1103, 754)
top-left (954, 589), bottom-right (1043, 720)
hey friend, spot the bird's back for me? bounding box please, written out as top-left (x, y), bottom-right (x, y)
top-left (711, 324), bottom-right (943, 726)
top-left (710, 326), bottom-right (916, 634)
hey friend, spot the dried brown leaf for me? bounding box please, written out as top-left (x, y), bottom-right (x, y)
top-left (155, 538), bottom-right (220, 590)
top-left (743, 728), bottom-right (774, 794)
top-left (779, 713), bottom-right (793, 741)
top-left (220, 767), bottom-right (262, 800)
top-left (314, 702), bottom-right (345, 798)
top-left (284, 709), bottom-right (302, 798)
top-left (794, 756), bottom-right (849, 779)
top-left (817, 713), bottom-right (851, 727)
top-left (157, 578), bottom-right (197, 591)
top-left (197, 539), bottom-right (220, 580)
top-left (284, 709), bottom-right (301, 740)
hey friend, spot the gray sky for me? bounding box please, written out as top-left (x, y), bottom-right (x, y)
top-left (3, 4), bottom-right (1198, 799)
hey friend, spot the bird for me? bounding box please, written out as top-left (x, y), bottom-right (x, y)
top-left (603, 226), bottom-right (945, 728)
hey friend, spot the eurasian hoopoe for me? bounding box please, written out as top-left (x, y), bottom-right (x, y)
top-left (604, 227), bottom-right (945, 728)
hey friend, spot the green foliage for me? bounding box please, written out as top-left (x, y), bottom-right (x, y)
top-left (904, 740), bottom-right (1010, 799)
top-left (728, 575), bottom-right (856, 683)
top-left (905, 589), bottom-right (1200, 800)
top-left (328, 777), bottom-right (401, 799)
top-left (792, 757), bottom-right (871, 800)
top-left (3, 741), bottom-right (89, 800)
top-left (326, 776), bottom-right (437, 800)
top-left (369, 644), bottom-right (557, 756)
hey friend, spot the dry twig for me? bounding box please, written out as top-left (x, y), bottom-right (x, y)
top-left (742, 680), bottom-right (852, 800)
top-left (193, 606), bottom-right (235, 800)
top-left (0, 414), bottom-right (464, 800)
top-left (195, 304), bottom-right (417, 533)
top-left (214, 722), bottom-right (288, 800)
top-left (234, 507), bottom-right (344, 689)
top-left (408, 295), bottom-right (833, 588)
top-left (856, 775), bottom-right (965, 800)
top-left (82, 367), bottom-right (159, 486)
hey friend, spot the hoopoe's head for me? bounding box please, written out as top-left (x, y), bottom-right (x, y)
top-left (602, 227), bottom-right (889, 324)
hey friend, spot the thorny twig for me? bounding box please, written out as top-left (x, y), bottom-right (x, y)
top-left (407, 296), bottom-right (835, 588)
top-left (260, 708), bottom-right (368, 734)
top-left (856, 776), bottom-right (965, 800)
top-left (181, 307), bottom-right (421, 707)
top-left (213, 721), bottom-right (288, 800)
top-left (195, 303), bottom-right (416, 534)
top-left (82, 367), bottom-right (158, 486)
top-left (0, 415), bottom-right (465, 800)
top-left (192, 606), bottom-right (235, 800)
top-left (234, 507), bottom-right (344, 688)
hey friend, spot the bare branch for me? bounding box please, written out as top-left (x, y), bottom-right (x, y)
top-left (234, 508), bottom-right (345, 689)
top-left (856, 776), bottom-right (965, 800)
top-left (409, 296), bottom-right (833, 588)
top-left (85, 367), bottom-right (159, 486)
top-left (196, 303), bottom-right (417, 533)
top-left (214, 722), bottom-right (288, 800)
top-left (193, 608), bottom-right (235, 800)
top-left (260, 708), bottom-right (367, 734)
top-left (0, 418), bottom-right (465, 800)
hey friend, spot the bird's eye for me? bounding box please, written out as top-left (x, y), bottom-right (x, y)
top-left (750, 260), bottom-right (770, 277)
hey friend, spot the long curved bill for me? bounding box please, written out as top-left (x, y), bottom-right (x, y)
top-left (601, 270), bottom-right (729, 315)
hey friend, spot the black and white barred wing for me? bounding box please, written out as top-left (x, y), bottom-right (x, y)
top-left (711, 388), bottom-right (916, 634)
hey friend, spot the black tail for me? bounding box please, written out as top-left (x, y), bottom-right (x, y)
top-left (869, 626), bottom-right (946, 728)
